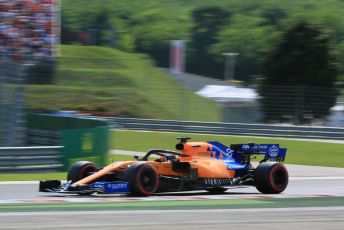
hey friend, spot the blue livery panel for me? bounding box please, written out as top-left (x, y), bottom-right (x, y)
top-left (92, 181), bottom-right (130, 193)
top-left (207, 141), bottom-right (249, 170)
top-left (207, 141), bottom-right (233, 161)
top-left (207, 141), bottom-right (286, 170)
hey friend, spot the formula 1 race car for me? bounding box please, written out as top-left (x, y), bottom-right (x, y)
top-left (40, 137), bottom-right (288, 196)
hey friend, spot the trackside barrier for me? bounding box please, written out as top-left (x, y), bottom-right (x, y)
top-left (0, 127), bottom-right (108, 173)
top-left (27, 113), bottom-right (108, 146)
top-left (61, 127), bottom-right (108, 171)
top-left (0, 146), bottom-right (63, 173)
top-left (107, 117), bottom-right (344, 140)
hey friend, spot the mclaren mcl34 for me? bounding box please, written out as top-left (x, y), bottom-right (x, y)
top-left (40, 137), bottom-right (289, 196)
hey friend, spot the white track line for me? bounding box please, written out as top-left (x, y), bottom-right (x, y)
top-left (290, 176), bottom-right (344, 181)
top-left (0, 181), bottom-right (38, 185)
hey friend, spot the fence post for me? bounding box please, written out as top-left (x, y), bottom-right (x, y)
top-left (179, 86), bottom-right (188, 120)
top-left (0, 60), bottom-right (27, 146)
top-left (295, 85), bottom-right (305, 124)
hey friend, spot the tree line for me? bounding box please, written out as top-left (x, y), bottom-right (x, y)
top-left (62, 0), bottom-right (344, 81)
top-left (61, 0), bottom-right (342, 123)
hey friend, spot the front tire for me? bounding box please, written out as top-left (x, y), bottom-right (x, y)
top-left (254, 162), bottom-right (288, 194)
top-left (125, 162), bottom-right (159, 196)
top-left (67, 161), bottom-right (98, 183)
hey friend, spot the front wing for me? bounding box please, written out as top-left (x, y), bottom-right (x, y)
top-left (39, 180), bottom-right (130, 195)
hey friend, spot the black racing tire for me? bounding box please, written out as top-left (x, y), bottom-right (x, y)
top-left (254, 162), bottom-right (288, 194)
top-left (67, 161), bottom-right (98, 183)
top-left (206, 187), bottom-right (228, 194)
top-left (125, 162), bottom-right (159, 196)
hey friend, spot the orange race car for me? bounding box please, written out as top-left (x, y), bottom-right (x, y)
top-left (40, 137), bottom-right (289, 196)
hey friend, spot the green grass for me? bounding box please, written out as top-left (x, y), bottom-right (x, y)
top-left (27, 45), bottom-right (220, 121)
top-left (0, 173), bottom-right (66, 181)
top-left (111, 130), bottom-right (344, 168)
top-left (1, 197), bottom-right (344, 212)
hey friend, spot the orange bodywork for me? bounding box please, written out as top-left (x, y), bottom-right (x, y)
top-left (150, 157), bottom-right (234, 178)
top-left (74, 141), bottom-right (235, 186)
top-left (74, 161), bottom-right (135, 185)
top-left (179, 141), bottom-right (235, 178)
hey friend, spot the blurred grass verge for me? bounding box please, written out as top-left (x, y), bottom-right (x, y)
top-left (0, 154), bottom-right (132, 181)
top-left (111, 130), bottom-right (344, 168)
top-left (1, 197), bottom-right (344, 211)
top-left (26, 45), bottom-right (220, 121)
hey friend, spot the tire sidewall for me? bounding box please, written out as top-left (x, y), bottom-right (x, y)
top-left (67, 161), bottom-right (98, 183)
top-left (268, 163), bottom-right (288, 192)
top-left (255, 162), bottom-right (288, 194)
top-left (126, 163), bottom-right (159, 196)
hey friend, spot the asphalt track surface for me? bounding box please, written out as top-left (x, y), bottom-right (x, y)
top-left (0, 176), bottom-right (344, 201)
top-left (1, 164), bottom-right (344, 201)
top-left (0, 207), bottom-right (343, 230)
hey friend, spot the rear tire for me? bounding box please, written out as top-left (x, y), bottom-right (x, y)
top-left (125, 162), bottom-right (159, 196)
top-left (67, 161), bottom-right (98, 183)
top-left (254, 162), bottom-right (288, 194)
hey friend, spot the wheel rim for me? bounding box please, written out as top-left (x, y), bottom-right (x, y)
top-left (140, 170), bottom-right (156, 192)
top-left (136, 166), bottom-right (159, 195)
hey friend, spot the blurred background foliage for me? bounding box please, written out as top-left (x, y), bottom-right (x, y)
top-left (26, 45), bottom-right (221, 121)
top-left (259, 21), bottom-right (338, 123)
top-left (62, 0), bottom-right (344, 82)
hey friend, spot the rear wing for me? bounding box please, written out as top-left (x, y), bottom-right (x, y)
top-left (208, 141), bottom-right (286, 162)
top-left (230, 143), bottom-right (287, 162)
